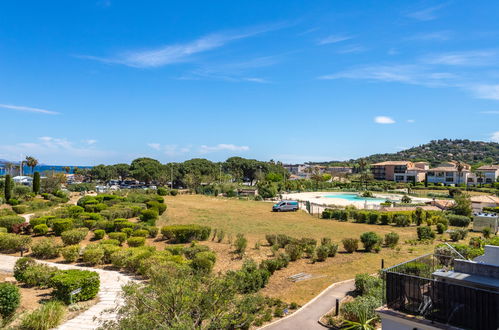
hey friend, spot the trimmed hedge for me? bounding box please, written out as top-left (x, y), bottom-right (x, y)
top-left (342, 238), bottom-right (358, 253)
top-left (51, 219), bottom-right (74, 236)
top-left (61, 228), bottom-right (89, 245)
top-left (0, 215), bottom-right (25, 232)
top-left (360, 232), bottom-right (381, 252)
top-left (61, 245), bottom-right (80, 263)
top-left (93, 229), bottom-right (106, 240)
top-left (417, 226), bottom-right (435, 240)
top-left (127, 237), bottom-right (146, 247)
top-left (50, 269), bottom-right (100, 304)
top-left (31, 238), bottom-right (60, 259)
top-left (161, 224), bottom-right (211, 243)
top-left (108, 232), bottom-right (127, 244)
top-left (33, 224), bottom-right (49, 235)
top-left (0, 233), bottom-right (31, 253)
top-left (447, 215), bottom-right (471, 227)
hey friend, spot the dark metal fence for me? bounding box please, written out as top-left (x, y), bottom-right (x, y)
top-left (385, 270), bottom-right (499, 330)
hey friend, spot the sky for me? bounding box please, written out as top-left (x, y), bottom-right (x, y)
top-left (0, 0), bottom-right (499, 165)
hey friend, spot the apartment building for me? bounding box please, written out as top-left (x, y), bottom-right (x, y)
top-left (475, 164), bottom-right (499, 184)
top-left (371, 161), bottom-right (428, 182)
top-left (426, 161), bottom-right (472, 185)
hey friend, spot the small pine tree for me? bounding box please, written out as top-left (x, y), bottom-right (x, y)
top-left (4, 174), bottom-right (12, 201)
top-left (33, 172), bottom-right (41, 194)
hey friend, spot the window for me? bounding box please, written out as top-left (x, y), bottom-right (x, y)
top-left (446, 172), bottom-right (454, 177)
top-left (486, 178), bottom-right (492, 183)
top-left (427, 172), bottom-right (435, 176)
top-left (395, 175), bottom-right (405, 181)
top-left (445, 177), bottom-right (454, 182)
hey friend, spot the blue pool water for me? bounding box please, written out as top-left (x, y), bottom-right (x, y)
top-left (324, 193), bottom-right (388, 203)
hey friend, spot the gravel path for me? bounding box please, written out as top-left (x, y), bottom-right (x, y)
top-left (0, 254), bottom-right (135, 330)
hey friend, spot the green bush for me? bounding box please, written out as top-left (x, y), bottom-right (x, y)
top-left (367, 212), bottom-right (379, 224)
top-left (108, 232), bottom-right (127, 244)
top-left (29, 217), bottom-right (47, 227)
top-left (21, 263), bottom-right (58, 287)
top-left (449, 229), bottom-right (468, 242)
top-left (127, 237), bottom-right (146, 247)
top-left (61, 228), bottom-right (89, 245)
top-left (83, 220), bottom-right (96, 229)
top-left (146, 201), bottom-right (167, 215)
top-left (0, 215), bottom-right (25, 232)
top-left (82, 246), bottom-right (105, 265)
top-left (0, 283), bottom-right (20, 318)
top-left (145, 226), bottom-right (159, 238)
top-left (360, 232), bottom-right (381, 252)
top-left (354, 273), bottom-right (382, 296)
top-left (12, 204), bottom-right (29, 214)
top-left (191, 254), bottom-right (214, 274)
top-left (315, 245), bottom-right (329, 261)
top-left (161, 224), bottom-right (211, 243)
top-left (131, 229), bottom-right (149, 237)
top-left (417, 226), bottom-right (436, 240)
top-left (101, 244), bottom-right (121, 263)
top-left (121, 227), bottom-right (133, 237)
top-left (447, 215), bottom-right (471, 227)
top-left (50, 269), bottom-right (100, 304)
top-left (139, 209), bottom-right (159, 224)
top-left (233, 233), bottom-right (248, 257)
top-left (228, 259), bottom-right (271, 294)
top-left (393, 214), bottom-right (410, 227)
top-left (51, 218), bottom-right (74, 236)
top-left (19, 300), bottom-right (66, 330)
top-left (14, 257), bottom-right (36, 282)
top-left (324, 243), bottom-right (338, 257)
top-left (0, 233), bottom-right (31, 252)
top-left (342, 238), bottom-right (358, 253)
top-left (157, 187), bottom-right (168, 196)
top-left (61, 245), bottom-right (80, 263)
top-left (170, 189), bottom-right (178, 196)
top-left (0, 227), bottom-right (6, 233)
top-left (436, 222), bottom-right (447, 234)
top-left (285, 243), bottom-right (303, 261)
top-left (33, 224), bottom-right (49, 235)
top-left (8, 198), bottom-right (20, 206)
top-left (182, 244), bottom-right (210, 259)
top-left (93, 229), bottom-right (106, 240)
top-left (100, 239), bottom-right (120, 246)
top-left (341, 294), bottom-right (381, 323)
top-left (384, 232), bottom-right (399, 248)
top-left (31, 238), bottom-right (60, 259)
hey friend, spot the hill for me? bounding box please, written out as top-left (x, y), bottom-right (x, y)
top-left (314, 139), bottom-right (499, 167)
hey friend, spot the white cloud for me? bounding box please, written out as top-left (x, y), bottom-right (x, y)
top-left (147, 143), bottom-right (161, 151)
top-left (83, 139), bottom-right (97, 145)
top-left (318, 34), bottom-right (352, 45)
top-left (0, 137), bottom-right (113, 165)
top-left (199, 144), bottom-right (249, 154)
top-left (79, 24), bottom-right (285, 68)
top-left (374, 116), bottom-right (396, 124)
top-left (423, 50), bottom-right (498, 66)
top-left (469, 84), bottom-right (499, 100)
top-left (407, 119), bottom-right (416, 123)
top-left (147, 143), bottom-right (191, 156)
top-left (491, 131), bottom-right (499, 143)
top-left (407, 4), bottom-right (446, 21)
top-left (0, 103), bottom-right (60, 115)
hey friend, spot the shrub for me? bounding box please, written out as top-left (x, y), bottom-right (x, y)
top-left (417, 226), bottom-right (436, 241)
top-left (191, 254), bottom-right (214, 274)
top-left (0, 233), bottom-right (31, 252)
top-left (161, 224), bottom-right (211, 243)
top-left (51, 218), bottom-right (74, 236)
top-left (233, 233), bottom-right (248, 257)
top-left (450, 229), bottom-right (468, 242)
top-left (14, 257), bottom-right (36, 282)
top-left (367, 212), bottom-right (379, 224)
top-left (170, 189), bottom-right (178, 196)
top-left (325, 243), bottom-right (338, 257)
top-left (393, 214), bottom-right (410, 227)
top-left (342, 238), bottom-right (359, 253)
top-left (19, 300), bottom-right (65, 330)
top-left (384, 232), bottom-right (399, 248)
top-left (145, 226), bottom-right (159, 238)
top-left (61, 228), bottom-right (89, 245)
top-left (360, 232), bottom-right (381, 252)
top-left (121, 227), bottom-right (133, 237)
top-left (12, 204), bottom-right (28, 214)
top-left (285, 243), bottom-right (303, 261)
top-left (216, 229), bottom-right (225, 243)
top-left (31, 238), bottom-right (60, 259)
top-left (8, 198), bottom-right (20, 206)
top-left (146, 201), bottom-right (167, 215)
top-left (379, 213), bottom-right (391, 225)
top-left (139, 209), bottom-right (159, 224)
top-left (21, 263), bottom-right (58, 287)
top-left (157, 187), bottom-right (168, 196)
top-left (33, 224), bottom-right (49, 235)
top-left (447, 215), bottom-right (471, 227)
top-left (265, 234), bottom-right (278, 246)
top-left (355, 273), bottom-right (382, 295)
top-left (436, 222), bottom-right (447, 234)
top-left (29, 217), bottom-right (47, 227)
top-left (131, 229), bottom-right (149, 237)
top-left (341, 295), bottom-right (381, 323)
top-left (82, 247), bottom-right (105, 265)
top-left (0, 227), bottom-right (6, 233)
top-left (100, 239), bottom-right (120, 246)
top-left (108, 232), bottom-right (127, 245)
top-left (0, 283), bottom-right (20, 318)
top-left (483, 227), bottom-right (492, 239)
top-left (101, 244), bottom-right (120, 263)
top-left (315, 245), bottom-right (329, 262)
top-left (228, 259), bottom-right (271, 294)
top-left (0, 215), bottom-right (25, 232)
top-left (182, 244), bottom-right (210, 259)
top-left (50, 269), bottom-right (100, 304)
top-left (93, 229), bottom-right (106, 240)
top-left (83, 220), bottom-right (96, 229)
top-left (61, 245), bottom-right (80, 263)
top-left (127, 237), bottom-right (146, 247)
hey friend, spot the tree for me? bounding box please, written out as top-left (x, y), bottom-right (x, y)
top-left (62, 166), bottom-right (71, 174)
top-left (25, 156), bottom-right (38, 174)
top-left (4, 174), bottom-right (12, 201)
top-left (450, 193), bottom-right (472, 217)
top-left (102, 264), bottom-right (265, 329)
top-left (112, 163), bottom-right (130, 180)
top-left (33, 171), bottom-right (41, 194)
top-left (130, 158), bottom-right (163, 184)
top-left (40, 172), bottom-right (66, 194)
top-left (456, 161), bottom-right (464, 186)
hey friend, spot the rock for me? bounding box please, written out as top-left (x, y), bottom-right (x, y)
top-left (4, 276), bottom-right (17, 284)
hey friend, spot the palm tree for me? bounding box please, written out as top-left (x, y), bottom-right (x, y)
top-left (4, 162), bottom-right (13, 175)
top-left (476, 171), bottom-right (484, 187)
top-left (25, 156), bottom-right (38, 174)
top-left (63, 166), bottom-right (71, 174)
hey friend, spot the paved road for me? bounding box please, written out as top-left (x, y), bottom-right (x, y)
top-left (262, 279), bottom-right (355, 330)
top-left (0, 254), bottom-right (135, 330)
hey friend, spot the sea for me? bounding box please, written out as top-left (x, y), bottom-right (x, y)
top-left (0, 164), bottom-right (93, 176)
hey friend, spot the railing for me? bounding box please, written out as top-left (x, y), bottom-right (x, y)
top-left (384, 254), bottom-right (499, 330)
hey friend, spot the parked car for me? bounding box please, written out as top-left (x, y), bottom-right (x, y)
top-left (272, 200), bottom-right (299, 212)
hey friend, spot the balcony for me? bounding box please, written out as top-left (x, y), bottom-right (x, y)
top-left (382, 253), bottom-right (499, 330)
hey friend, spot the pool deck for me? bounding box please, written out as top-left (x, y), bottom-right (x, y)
top-left (281, 192), bottom-right (431, 209)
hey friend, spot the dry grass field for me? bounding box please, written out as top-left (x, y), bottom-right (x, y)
top-left (160, 195), bottom-right (447, 304)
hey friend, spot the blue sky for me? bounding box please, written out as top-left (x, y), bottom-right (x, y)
top-left (1, 1), bottom-right (498, 165)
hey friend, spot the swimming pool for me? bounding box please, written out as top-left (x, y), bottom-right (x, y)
top-left (323, 193), bottom-right (388, 203)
